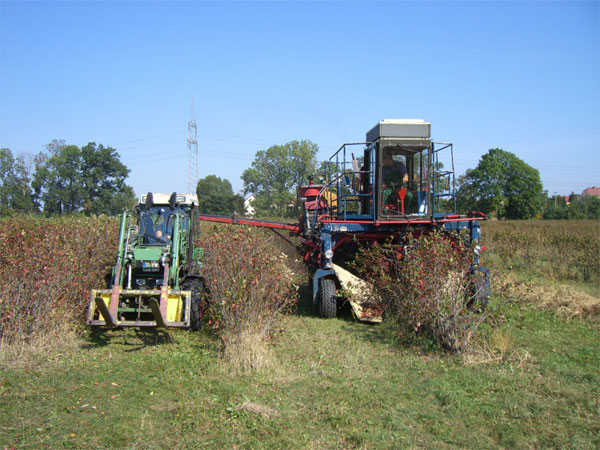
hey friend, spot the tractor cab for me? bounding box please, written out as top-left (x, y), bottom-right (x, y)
top-left (135, 193), bottom-right (195, 246)
top-left (138, 207), bottom-right (173, 245)
top-left (137, 206), bottom-right (192, 245)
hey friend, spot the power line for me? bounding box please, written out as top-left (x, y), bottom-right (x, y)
top-left (108, 129), bottom-right (599, 176)
top-left (200, 131), bottom-right (281, 146)
top-left (125, 150), bottom-right (187, 166)
top-left (118, 138), bottom-right (183, 151)
top-left (111, 131), bottom-right (185, 146)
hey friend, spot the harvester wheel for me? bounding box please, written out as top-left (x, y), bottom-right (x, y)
top-left (470, 272), bottom-right (490, 312)
top-left (318, 278), bottom-right (337, 318)
top-left (183, 278), bottom-right (206, 330)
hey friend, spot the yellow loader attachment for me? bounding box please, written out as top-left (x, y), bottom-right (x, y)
top-left (86, 288), bottom-right (192, 328)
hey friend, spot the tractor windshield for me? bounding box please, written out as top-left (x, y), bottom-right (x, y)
top-left (137, 206), bottom-right (190, 245)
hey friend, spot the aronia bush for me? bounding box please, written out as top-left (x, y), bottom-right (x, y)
top-left (355, 230), bottom-right (489, 352)
top-left (0, 215), bottom-right (118, 345)
top-left (200, 225), bottom-right (297, 373)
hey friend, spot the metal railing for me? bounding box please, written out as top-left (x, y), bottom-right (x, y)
top-left (431, 142), bottom-right (457, 214)
top-left (322, 142), bottom-right (374, 222)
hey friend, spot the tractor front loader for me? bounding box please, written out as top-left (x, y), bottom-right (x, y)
top-left (87, 192), bottom-right (205, 329)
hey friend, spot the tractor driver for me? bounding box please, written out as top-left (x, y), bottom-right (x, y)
top-left (382, 152), bottom-right (413, 212)
top-left (154, 221), bottom-right (171, 243)
top-left (155, 227), bottom-right (166, 240)
top-left (152, 209), bottom-right (171, 243)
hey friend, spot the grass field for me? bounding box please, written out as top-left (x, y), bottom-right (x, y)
top-left (1, 299), bottom-right (598, 449)
top-left (1, 219), bottom-right (599, 449)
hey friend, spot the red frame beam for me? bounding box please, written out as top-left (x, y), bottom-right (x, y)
top-left (197, 214), bottom-right (301, 233)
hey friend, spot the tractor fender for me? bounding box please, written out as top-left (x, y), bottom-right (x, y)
top-left (311, 269), bottom-right (341, 304)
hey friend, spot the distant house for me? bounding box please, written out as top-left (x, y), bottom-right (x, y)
top-left (244, 194), bottom-right (256, 217)
top-left (582, 186), bottom-right (600, 198)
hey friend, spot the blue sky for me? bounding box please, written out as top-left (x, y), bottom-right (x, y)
top-left (1, 0), bottom-right (598, 197)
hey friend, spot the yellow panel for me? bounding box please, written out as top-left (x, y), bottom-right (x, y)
top-left (91, 290), bottom-right (112, 314)
top-left (166, 294), bottom-right (184, 322)
top-left (101, 293), bottom-right (111, 309)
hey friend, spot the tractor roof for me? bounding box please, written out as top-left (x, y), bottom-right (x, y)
top-left (138, 193), bottom-right (198, 206)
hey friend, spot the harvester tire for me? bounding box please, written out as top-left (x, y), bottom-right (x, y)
top-left (318, 278), bottom-right (337, 318)
top-left (473, 275), bottom-right (490, 311)
top-left (184, 278), bottom-right (205, 330)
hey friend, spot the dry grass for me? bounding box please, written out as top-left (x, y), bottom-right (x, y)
top-left (0, 321), bottom-right (82, 370)
top-left (463, 328), bottom-right (533, 367)
top-left (220, 324), bottom-right (275, 375)
top-left (494, 272), bottom-right (600, 318)
top-left (236, 401), bottom-right (279, 419)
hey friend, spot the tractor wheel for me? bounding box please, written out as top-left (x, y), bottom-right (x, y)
top-left (318, 278), bottom-right (337, 319)
top-left (183, 278), bottom-right (206, 330)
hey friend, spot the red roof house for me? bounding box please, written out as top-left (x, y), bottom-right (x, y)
top-left (582, 186), bottom-right (600, 198)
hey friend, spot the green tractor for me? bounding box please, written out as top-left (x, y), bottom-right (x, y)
top-left (87, 192), bottom-right (206, 329)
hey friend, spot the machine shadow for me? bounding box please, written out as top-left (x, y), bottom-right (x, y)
top-left (294, 282), bottom-right (358, 323)
top-left (294, 283), bottom-right (317, 317)
top-left (83, 328), bottom-right (175, 350)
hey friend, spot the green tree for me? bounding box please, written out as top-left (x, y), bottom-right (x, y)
top-left (79, 143), bottom-right (135, 215)
top-left (456, 148), bottom-right (544, 219)
top-left (542, 193), bottom-right (600, 220)
top-left (0, 148), bottom-right (36, 215)
top-left (567, 193), bottom-right (600, 220)
top-left (32, 142), bottom-right (135, 215)
top-left (196, 175), bottom-right (244, 215)
top-left (581, 195), bottom-right (600, 219)
top-left (242, 140), bottom-right (318, 217)
top-left (543, 195), bottom-right (568, 220)
top-left (317, 160), bottom-right (337, 183)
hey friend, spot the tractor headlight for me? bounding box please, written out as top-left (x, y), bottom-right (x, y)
top-left (474, 245), bottom-right (482, 255)
top-left (324, 249), bottom-right (334, 260)
top-left (136, 278), bottom-right (147, 286)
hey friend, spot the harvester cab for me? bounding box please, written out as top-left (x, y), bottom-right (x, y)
top-left (87, 192), bottom-right (205, 329)
top-left (306, 119), bottom-right (455, 223)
